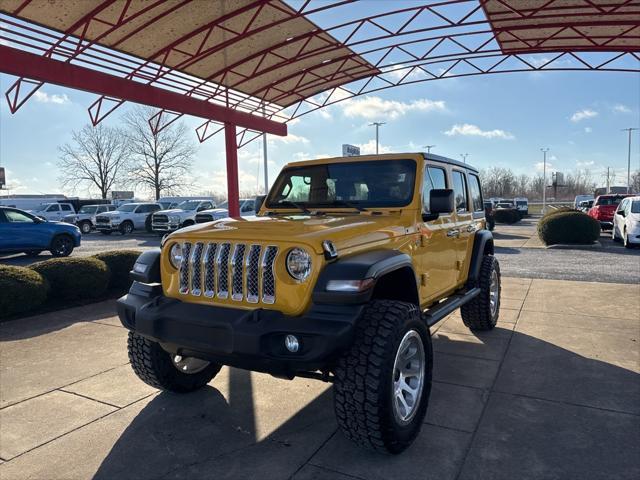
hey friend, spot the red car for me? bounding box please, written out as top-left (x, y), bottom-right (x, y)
top-left (588, 194), bottom-right (634, 230)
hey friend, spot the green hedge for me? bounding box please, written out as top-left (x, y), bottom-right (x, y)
top-left (494, 209), bottom-right (521, 224)
top-left (31, 257), bottom-right (109, 300)
top-left (93, 250), bottom-right (142, 291)
top-left (542, 206), bottom-right (576, 219)
top-left (0, 265), bottom-right (49, 319)
top-left (538, 211), bottom-right (600, 245)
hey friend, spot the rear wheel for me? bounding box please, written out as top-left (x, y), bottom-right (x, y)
top-left (461, 255), bottom-right (500, 331)
top-left (333, 300), bottom-right (432, 454)
top-left (127, 332), bottom-right (221, 392)
top-left (50, 235), bottom-right (74, 257)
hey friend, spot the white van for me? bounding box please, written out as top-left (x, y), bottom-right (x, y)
top-left (514, 197), bottom-right (529, 215)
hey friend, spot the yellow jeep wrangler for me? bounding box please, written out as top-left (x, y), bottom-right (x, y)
top-left (118, 152), bottom-right (500, 454)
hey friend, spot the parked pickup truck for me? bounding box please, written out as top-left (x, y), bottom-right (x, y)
top-left (151, 200), bottom-right (216, 233)
top-left (195, 199), bottom-right (256, 223)
top-left (28, 202), bottom-right (76, 222)
top-left (95, 203), bottom-right (162, 235)
top-left (63, 204), bottom-right (117, 234)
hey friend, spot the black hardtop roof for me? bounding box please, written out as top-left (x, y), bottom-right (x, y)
top-left (422, 152), bottom-right (479, 173)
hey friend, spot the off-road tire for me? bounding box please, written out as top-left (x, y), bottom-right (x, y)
top-left (333, 300), bottom-right (432, 454)
top-left (461, 255), bottom-right (500, 331)
top-left (127, 332), bottom-right (222, 393)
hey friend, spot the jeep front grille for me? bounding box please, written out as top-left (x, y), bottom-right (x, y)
top-left (177, 242), bottom-right (278, 304)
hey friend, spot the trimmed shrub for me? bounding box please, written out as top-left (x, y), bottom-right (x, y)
top-left (494, 209), bottom-right (521, 224)
top-left (538, 211), bottom-right (600, 245)
top-left (0, 265), bottom-right (49, 319)
top-left (542, 206), bottom-right (576, 219)
top-left (30, 257), bottom-right (109, 300)
top-left (93, 250), bottom-right (142, 291)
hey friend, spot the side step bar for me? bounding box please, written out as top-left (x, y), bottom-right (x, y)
top-left (423, 287), bottom-right (481, 327)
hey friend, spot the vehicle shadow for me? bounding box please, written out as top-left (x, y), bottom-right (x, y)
top-left (494, 246), bottom-right (521, 255)
top-left (92, 330), bottom-right (639, 480)
top-left (491, 232), bottom-right (529, 240)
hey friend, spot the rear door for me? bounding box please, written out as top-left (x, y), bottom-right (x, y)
top-left (451, 170), bottom-right (473, 286)
top-left (45, 204), bottom-right (61, 221)
top-left (416, 163), bottom-right (458, 302)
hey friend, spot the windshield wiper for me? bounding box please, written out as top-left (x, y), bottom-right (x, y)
top-left (332, 200), bottom-right (367, 212)
top-left (273, 201), bottom-right (311, 215)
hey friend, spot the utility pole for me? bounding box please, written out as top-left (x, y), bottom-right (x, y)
top-left (369, 122), bottom-right (385, 154)
top-left (621, 128), bottom-right (639, 194)
top-left (605, 167), bottom-right (613, 193)
top-left (423, 145), bottom-right (436, 154)
top-left (541, 148), bottom-right (549, 213)
top-left (460, 153), bottom-right (469, 163)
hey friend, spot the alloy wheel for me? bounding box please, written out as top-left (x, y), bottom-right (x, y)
top-left (392, 330), bottom-right (425, 425)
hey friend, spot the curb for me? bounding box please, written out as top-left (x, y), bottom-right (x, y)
top-left (545, 241), bottom-right (602, 250)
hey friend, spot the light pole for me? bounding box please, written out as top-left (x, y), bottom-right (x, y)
top-left (460, 153), bottom-right (469, 163)
top-left (621, 128), bottom-right (639, 193)
top-left (423, 145), bottom-right (436, 154)
top-left (369, 122), bottom-right (385, 154)
top-left (262, 106), bottom-right (269, 194)
top-left (541, 148), bottom-right (549, 213)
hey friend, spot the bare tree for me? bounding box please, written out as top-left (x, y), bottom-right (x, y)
top-left (58, 124), bottom-right (130, 199)
top-left (123, 106), bottom-right (196, 200)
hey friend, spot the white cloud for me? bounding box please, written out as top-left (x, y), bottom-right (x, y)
top-left (354, 139), bottom-right (392, 155)
top-left (576, 160), bottom-right (595, 167)
top-left (33, 90), bottom-right (70, 105)
top-left (570, 109), bottom-right (597, 122)
top-left (268, 133), bottom-right (309, 145)
top-left (584, 127), bottom-right (592, 133)
top-left (535, 162), bottom-right (554, 172)
top-left (613, 104), bottom-right (631, 114)
top-left (443, 123), bottom-right (514, 140)
top-left (341, 96), bottom-right (446, 120)
top-left (381, 64), bottom-right (428, 82)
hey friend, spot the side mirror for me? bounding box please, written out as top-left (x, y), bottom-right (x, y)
top-left (422, 189), bottom-right (455, 222)
top-left (617, 210), bottom-right (625, 217)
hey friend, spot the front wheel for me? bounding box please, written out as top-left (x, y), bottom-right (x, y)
top-left (128, 332), bottom-right (221, 393)
top-left (50, 235), bottom-right (74, 257)
top-left (119, 221), bottom-right (134, 235)
top-left (333, 300), bottom-right (432, 454)
top-left (79, 221), bottom-right (92, 234)
top-left (461, 255), bottom-right (501, 331)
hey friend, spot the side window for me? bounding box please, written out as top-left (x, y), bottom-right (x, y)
top-left (5, 210), bottom-right (34, 223)
top-left (452, 171), bottom-right (468, 212)
top-left (200, 202), bottom-right (213, 211)
top-left (61, 204), bottom-right (72, 211)
top-left (0, 210), bottom-right (6, 223)
top-left (134, 205), bottom-right (144, 213)
top-left (108, 205), bottom-right (116, 211)
top-left (150, 205), bottom-right (161, 212)
top-left (46, 204), bottom-right (59, 212)
top-left (422, 165), bottom-right (447, 213)
top-left (241, 201), bottom-right (254, 212)
top-left (468, 174), bottom-right (483, 212)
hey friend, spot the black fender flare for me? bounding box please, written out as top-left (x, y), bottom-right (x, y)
top-left (129, 248), bottom-right (161, 284)
top-left (467, 230), bottom-right (494, 286)
top-left (313, 249), bottom-right (415, 305)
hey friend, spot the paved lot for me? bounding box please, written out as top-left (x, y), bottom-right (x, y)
top-left (1, 277), bottom-right (638, 480)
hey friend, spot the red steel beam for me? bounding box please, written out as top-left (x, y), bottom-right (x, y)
top-left (224, 123), bottom-right (240, 218)
top-left (0, 45), bottom-right (287, 136)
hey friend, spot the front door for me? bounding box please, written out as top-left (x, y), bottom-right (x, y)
top-left (416, 164), bottom-right (458, 303)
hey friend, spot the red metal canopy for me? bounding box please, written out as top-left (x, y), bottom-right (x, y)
top-left (1, 0), bottom-right (638, 214)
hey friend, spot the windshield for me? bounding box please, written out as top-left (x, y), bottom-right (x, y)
top-left (631, 201), bottom-right (640, 213)
top-left (218, 201), bottom-right (228, 209)
top-left (516, 201), bottom-right (527, 206)
top-left (117, 204), bottom-right (137, 212)
top-left (266, 160), bottom-right (417, 210)
top-left (79, 206), bottom-right (97, 214)
top-left (177, 200), bottom-right (201, 210)
top-left (597, 197), bottom-right (624, 206)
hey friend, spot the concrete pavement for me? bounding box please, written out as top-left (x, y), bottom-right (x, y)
top-left (0, 278), bottom-right (639, 479)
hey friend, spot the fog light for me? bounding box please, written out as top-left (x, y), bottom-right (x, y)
top-left (285, 335), bottom-right (300, 353)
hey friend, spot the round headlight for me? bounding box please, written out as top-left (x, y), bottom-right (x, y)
top-left (286, 247), bottom-right (312, 281)
top-left (169, 243), bottom-right (183, 269)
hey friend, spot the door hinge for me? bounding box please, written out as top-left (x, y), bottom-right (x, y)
top-left (456, 260), bottom-right (463, 270)
top-left (420, 273), bottom-right (429, 286)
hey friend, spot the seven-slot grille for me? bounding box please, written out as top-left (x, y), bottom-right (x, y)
top-left (177, 242), bottom-right (278, 304)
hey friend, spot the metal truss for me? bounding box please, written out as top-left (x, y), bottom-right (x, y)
top-left (1, 0), bottom-right (639, 147)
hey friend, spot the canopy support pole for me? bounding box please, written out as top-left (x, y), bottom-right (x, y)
top-left (225, 123), bottom-right (240, 218)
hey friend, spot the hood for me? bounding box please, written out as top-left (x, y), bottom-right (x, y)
top-left (98, 210), bottom-right (123, 218)
top-left (168, 212), bottom-right (412, 254)
top-left (155, 208), bottom-right (191, 215)
top-left (199, 208), bottom-right (228, 215)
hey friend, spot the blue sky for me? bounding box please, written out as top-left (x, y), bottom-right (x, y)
top-left (1, 68), bottom-right (638, 199)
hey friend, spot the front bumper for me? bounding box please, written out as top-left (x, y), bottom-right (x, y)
top-left (117, 282), bottom-right (363, 376)
top-left (599, 221), bottom-right (613, 229)
top-left (152, 222), bottom-right (179, 232)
